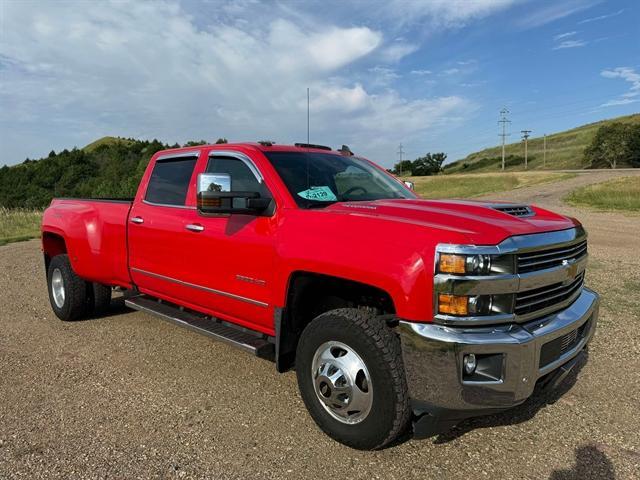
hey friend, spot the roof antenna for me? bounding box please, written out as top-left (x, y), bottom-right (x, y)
top-left (307, 87), bottom-right (310, 144)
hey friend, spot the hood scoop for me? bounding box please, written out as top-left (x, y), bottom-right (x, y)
top-left (491, 204), bottom-right (535, 217)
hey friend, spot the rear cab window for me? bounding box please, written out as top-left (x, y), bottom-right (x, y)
top-left (145, 155), bottom-right (198, 206)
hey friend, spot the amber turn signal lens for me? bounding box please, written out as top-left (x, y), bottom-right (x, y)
top-left (438, 294), bottom-right (469, 315)
top-left (439, 254), bottom-right (466, 274)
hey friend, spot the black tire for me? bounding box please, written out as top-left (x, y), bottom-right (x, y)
top-left (295, 308), bottom-right (411, 450)
top-left (91, 282), bottom-right (112, 314)
top-left (47, 254), bottom-right (87, 321)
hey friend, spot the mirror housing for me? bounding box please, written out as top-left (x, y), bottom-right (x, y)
top-left (197, 173), bottom-right (270, 215)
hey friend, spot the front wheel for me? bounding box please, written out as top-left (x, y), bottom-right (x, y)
top-left (47, 254), bottom-right (87, 321)
top-left (295, 308), bottom-right (411, 450)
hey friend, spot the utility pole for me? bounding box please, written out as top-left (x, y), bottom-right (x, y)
top-left (498, 108), bottom-right (511, 171)
top-left (397, 143), bottom-right (405, 175)
top-left (521, 130), bottom-right (531, 169)
top-left (543, 134), bottom-right (547, 168)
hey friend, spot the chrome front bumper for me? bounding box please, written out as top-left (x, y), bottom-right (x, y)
top-left (398, 288), bottom-right (599, 414)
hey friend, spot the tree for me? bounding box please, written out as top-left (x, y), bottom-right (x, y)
top-left (627, 124), bottom-right (640, 168)
top-left (215, 138), bottom-right (228, 144)
top-left (584, 123), bottom-right (631, 169)
top-left (411, 152), bottom-right (447, 176)
top-left (183, 140), bottom-right (208, 147)
top-left (393, 160), bottom-right (413, 176)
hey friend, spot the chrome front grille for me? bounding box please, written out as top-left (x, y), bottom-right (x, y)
top-left (515, 272), bottom-right (584, 316)
top-left (517, 239), bottom-right (587, 274)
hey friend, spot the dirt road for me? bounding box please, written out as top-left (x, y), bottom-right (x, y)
top-left (1, 171), bottom-right (639, 479)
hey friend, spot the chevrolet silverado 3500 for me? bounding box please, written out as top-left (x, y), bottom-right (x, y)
top-left (41, 142), bottom-right (599, 450)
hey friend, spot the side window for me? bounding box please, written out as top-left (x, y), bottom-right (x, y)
top-left (206, 157), bottom-right (270, 197)
top-left (145, 156), bottom-right (198, 206)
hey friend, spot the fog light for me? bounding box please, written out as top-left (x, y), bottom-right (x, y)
top-left (463, 354), bottom-right (477, 375)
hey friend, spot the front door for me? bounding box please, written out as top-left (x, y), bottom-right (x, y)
top-left (175, 153), bottom-right (277, 334)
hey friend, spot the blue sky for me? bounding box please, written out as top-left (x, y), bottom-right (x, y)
top-left (0, 0), bottom-right (638, 167)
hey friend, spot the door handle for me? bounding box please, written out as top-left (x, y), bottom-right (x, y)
top-left (130, 216), bottom-right (144, 224)
top-left (185, 223), bottom-right (205, 232)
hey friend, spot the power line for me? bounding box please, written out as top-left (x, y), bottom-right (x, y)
top-left (498, 108), bottom-right (511, 171)
top-left (521, 130), bottom-right (531, 169)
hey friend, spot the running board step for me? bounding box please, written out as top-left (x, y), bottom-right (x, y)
top-left (125, 295), bottom-right (274, 358)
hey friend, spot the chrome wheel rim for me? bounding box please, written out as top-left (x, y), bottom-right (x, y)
top-left (51, 268), bottom-right (65, 308)
top-left (311, 341), bottom-right (373, 424)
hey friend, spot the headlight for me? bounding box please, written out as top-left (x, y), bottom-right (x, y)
top-left (437, 252), bottom-right (513, 275)
top-left (438, 253), bottom-right (492, 275)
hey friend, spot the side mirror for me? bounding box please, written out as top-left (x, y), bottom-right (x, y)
top-left (404, 181), bottom-right (415, 190)
top-left (197, 173), bottom-right (270, 215)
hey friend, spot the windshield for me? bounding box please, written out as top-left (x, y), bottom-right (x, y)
top-left (264, 151), bottom-right (416, 208)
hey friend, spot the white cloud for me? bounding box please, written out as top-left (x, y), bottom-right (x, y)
top-left (410, 69), bottom-right (432, 75)
top-left (578, 9), bottom-right (624, 24)
top-left (441, 68), bottom-right (461, 76)
top-left (367, 66), bottom-right (401, 86)
top-left (600, 98), bottom-right (638, 107)
top-left (553, 31), bottom-right (577, 41)
top-left (0, 0), bottom-right (472, 166)
top-left (553, 40), bottom-right (587, 50)
top-left (600, 67), bottom-right (640, 107)
top-left (518, 0), bottom-right (597, 29)
top-left (375, 0), bottom-right (517, 28)
top-left (379, 42), bottom-right (419, 62)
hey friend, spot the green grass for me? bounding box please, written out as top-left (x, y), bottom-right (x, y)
top-left (406, 172), bottom-right (576, 199)
top-left (0, 207), bottom-right (42, 246)
top-left (445, 113), bottom-right (640, 173)
top-left (82, 136), bottom-right (136, 152)
top-left (565, 176), bottom-right (640, 212)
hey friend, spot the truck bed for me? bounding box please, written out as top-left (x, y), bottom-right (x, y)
top-left (42, 198), bottom-right (133, 288)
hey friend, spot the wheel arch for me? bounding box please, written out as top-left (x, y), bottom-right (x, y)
top-left (275, 270), bottom-right (397, 372)
top-left (42, 231), bottom-right (68, 273)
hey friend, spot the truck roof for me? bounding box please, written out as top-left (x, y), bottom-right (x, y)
top-left (155, 142), bottom-right (347, 157)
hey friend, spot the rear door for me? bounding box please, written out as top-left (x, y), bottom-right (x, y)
top-left (128, 152), bottom-right (200, 301)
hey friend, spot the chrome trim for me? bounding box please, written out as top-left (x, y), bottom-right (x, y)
top-left (142, 200), bottom-right (197, 210)
top-left (130, 267), bottom-right (269, 308)
top-left (434, 254), bottom-right (587, 297)
top-left (399, 288), bottom-right (599, 412)
top-left (434, 227), bottom-right (588, 325)
top-left (185, 224), bottom-right (205, 232)
top-left (436, 226), bottom-right (587, 256)
top-left (130, 216), bottom-right (144, 224)
top-left (208, 150), bottom-right (264, 183)
top-left (155, 151), bottom-right (201, 162)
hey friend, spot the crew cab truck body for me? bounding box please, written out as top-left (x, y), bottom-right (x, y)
top-left (41, 143), bottom-right (599, 449)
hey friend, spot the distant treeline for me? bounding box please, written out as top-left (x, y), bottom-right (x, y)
top-left (390, 152), bottom-right (447, 176)
top-left (0, 138), bottom-right (226, 208)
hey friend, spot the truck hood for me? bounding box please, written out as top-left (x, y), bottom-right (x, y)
top-left (324, 198), bottom-right (578, 245)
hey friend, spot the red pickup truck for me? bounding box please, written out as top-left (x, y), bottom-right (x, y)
top-left (41, 142), bottom-right (599, 449)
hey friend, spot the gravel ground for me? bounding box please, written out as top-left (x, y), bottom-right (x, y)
top-left (1, 171), bottom-right (639, 479)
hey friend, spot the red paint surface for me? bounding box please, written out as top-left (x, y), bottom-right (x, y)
top-left (42, 143), bottom-right (578, 333)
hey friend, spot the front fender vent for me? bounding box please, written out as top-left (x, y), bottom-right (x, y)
top-left (493, 205), bottom-right (535, 217)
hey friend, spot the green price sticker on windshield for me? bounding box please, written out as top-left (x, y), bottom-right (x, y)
top-left (297, 186), bottom-right (337, 202)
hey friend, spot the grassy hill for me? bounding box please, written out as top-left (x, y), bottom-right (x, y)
top-left (82, 136), bottom-right (137, 152)
top-left (445, 113), bottom-right (640, 174)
